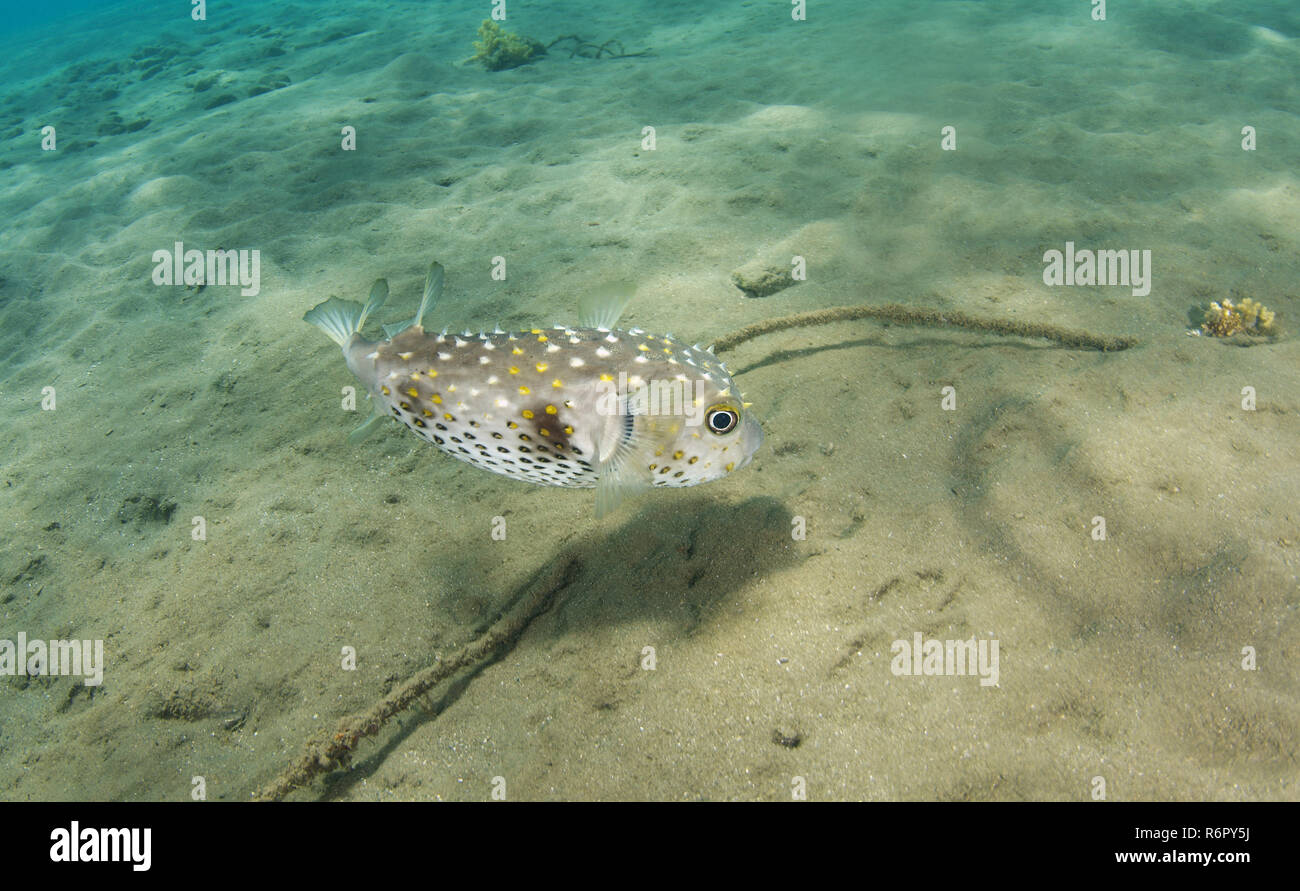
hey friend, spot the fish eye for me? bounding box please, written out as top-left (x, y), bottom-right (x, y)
top-left (705, 405), bottom-right (739, 435)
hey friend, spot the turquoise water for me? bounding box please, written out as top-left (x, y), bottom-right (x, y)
top-left (0, 0), bottom-right (1296, 800)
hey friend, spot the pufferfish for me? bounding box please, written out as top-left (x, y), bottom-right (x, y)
top-left (304, 262), bottom-right (763, 515)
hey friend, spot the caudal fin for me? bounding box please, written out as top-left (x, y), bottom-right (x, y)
top-left (303, 279), bottom-right (389, 346)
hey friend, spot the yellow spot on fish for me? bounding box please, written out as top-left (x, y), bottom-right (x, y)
top-left (512, 347), bottom-right (524, 355)
top-left (444, 413), bottom-right (455, 421)
top-left (599, 373), bottom-right (614, 382)
top-left (508, 421), bottom-right (519, 429)
top-left (521, 409), bottom-right (534, 419)
top-left (398, 351), bottom-right (414, 360)
top-left (545, 405), bottom-right (558, 414)
top-left (725, 462), bottom-right (735, 472)
top-left (519, 385), bottom-right (531, 395)
top-left (399, 401), bottom-right (411, 411)
top-left (422, 409), bottom-right (433, 417)
top-left (431, 394), bottom-right (443, 404)
top-left (530, 328), bottom-right (542, 335)
top-left (688, 456), bottom-right (699, 464)
top-left (380, 386), bottom-right (390, 396)
top-left (649, 463), bottom-right (657, 471)
top-left (537, 334), bottom-right (548, 342)
top-left (536, 362), bottom-right (548, 372)
top-left (539, 428), bottom-right (550, 437)
top-left (638, 343), bottom-right (650, 351)
top-left (509, 366), bottom-right (520, 375)
top-left (407, 387), bottom-right (419, 398)
top-left (552, 378), bottom-right (563, 388)
top-left (673, 450), bottom-right (684, 460)
top-left (564, 425), bottom-right (574, 435)
top-left (427, 369), bottom-right (437, 377)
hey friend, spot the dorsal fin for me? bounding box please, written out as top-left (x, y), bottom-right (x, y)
top-left (415, 262), bottom-right (445, 328)
top-left (382, 262), bottom-right (446, 339)
top-left (579, 280), bottom-right (636, 329)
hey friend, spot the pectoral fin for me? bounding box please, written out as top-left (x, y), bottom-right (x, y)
top-left (594, 413), bottom-right (652, 518)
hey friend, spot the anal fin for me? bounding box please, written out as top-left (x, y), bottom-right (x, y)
top-left (347, 405), bottom-right (389, 444)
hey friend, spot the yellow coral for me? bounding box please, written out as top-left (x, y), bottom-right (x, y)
top-left (1201, 298), bottom-right (1277, 337)
top-left (472, 20), bottom-right (546, 71)
top-left (1239, 298), bottom-right (1275, 332)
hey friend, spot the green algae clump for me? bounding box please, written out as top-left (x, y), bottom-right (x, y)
top-left (472, 20), bottom-right (546, 71)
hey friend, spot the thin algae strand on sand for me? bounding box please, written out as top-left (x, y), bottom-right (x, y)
top-left (710, 304), bottom-right (1138, 354)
